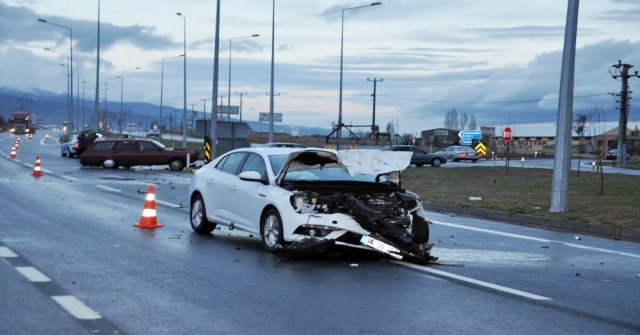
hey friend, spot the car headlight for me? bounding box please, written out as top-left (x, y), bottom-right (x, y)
top-left (294, 225), bottom-right (340, 238)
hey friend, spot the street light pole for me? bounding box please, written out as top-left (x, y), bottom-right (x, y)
top-left (39, 18), bottom-right (73, 136)
top-left (160, 55), bottom-right (183, 135)
top-left (268, 0), bottom-right (276, 143)
top-left (95, 0), bottom-right (101, 131)
top-left (176, 12), bottom-right (187, 148)
top-left (337, 2), bottom-right (381, 149)
top-left (44, 48), bottom-right (70, 128)
top-left (120, 67), bottom-right (140, 134)
top-left (228, 34), bottom-right (259, 121)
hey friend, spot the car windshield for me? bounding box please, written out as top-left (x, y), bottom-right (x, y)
top-left (150, 139), bottom-right (166, 149)
top-left (269, 153), bottom-right (387, 183)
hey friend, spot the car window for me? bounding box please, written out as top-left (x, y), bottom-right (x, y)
top-left (91, 141), bottom-right (115, 151)
top-left (269, 154), bottom-right (289, 175)
top-left (115, 141), bottom-right (136, 151)
top-left (240, 153), bottom-right (267, 179)
top-left (139, 141), bottom-right (159, 151)
top-left (412, 147), bottom-right (425, 154)
top-left (217, 152), bottom-right (246, 175)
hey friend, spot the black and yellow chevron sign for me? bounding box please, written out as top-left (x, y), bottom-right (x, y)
top-left (204, 137), bottom-right (212, 164)
top-left (475, 142), bottom-right (486, 156)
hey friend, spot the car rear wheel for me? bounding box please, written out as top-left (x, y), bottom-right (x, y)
top-left (261, 209), bottom-right (283, 253)
top-left (102, 159), bottom-right (119, 169)
top-left (411, 214), bottom-right (430, 244)
top-left (415, 163), bottom-right (424, 167)
top-left (169, 158), bottom-right (184, 171)
top-left (431, 158), bottom-right (442, 167)
top-left (190, 194), bottom-right (216, 233)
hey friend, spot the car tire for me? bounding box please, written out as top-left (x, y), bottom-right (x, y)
top-left (169, 158), bottom-right (184, 171)
top-left (472, 159), bottom-right (478, 163)
top-left (190, 194), bottom-right (216, 233)
top-left (261, 209), bottom-right (284, 253)
top-left (431, 158), bottom-right (442, 167)
top-left (415, 163), bottom-right (424, 167)
top-left (102, 159), bottom-right (119, 169)
top-left (411, 214), bottom-right (430, 244)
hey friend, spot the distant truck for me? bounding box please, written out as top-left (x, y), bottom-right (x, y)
top-left (325, 131), bottom-right (407, 150)
top-left (10, 111), bottom-right (37, 134)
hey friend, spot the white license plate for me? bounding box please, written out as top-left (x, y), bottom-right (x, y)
top-left (360, 235), bottom-right (402, 259)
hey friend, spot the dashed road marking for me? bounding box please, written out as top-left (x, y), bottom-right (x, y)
top-left (96, 185), bottom-right (122, 192)
top-left (431, 220), bottom-right (640, 259)
top-left (61, 175), bottom-right (80, 181)
top-left (393, 260), bottom-right (552, 301)
top-left (15, 266), bottom-right (52, 282)
top-left (51, 296), bottom-right (102, 320)
top-left (156, 199), bottom-right (182, 208)
top-left (0, 246), bottom-right (18, 257)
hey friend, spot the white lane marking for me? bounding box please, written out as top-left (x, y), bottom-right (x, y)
top-left (0, 246), bottom-right (18, 257)
top-left (61, 175), bottom-right (80, 181)
top-left (15, 266), bottom-right (52, 282)
top-left (392, 261), bottom-right (552, 301)
top-left (156, 199), bottom-right (182, 208)
top-left (96, 185), bottom-right (122, 192)
top-left (431, 220), bottom-right (640, 259)
top-left (51, 296), bottom-right (102, 320)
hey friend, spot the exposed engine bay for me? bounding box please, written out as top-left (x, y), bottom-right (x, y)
top-left (287, 186), bottom-right (436, 262)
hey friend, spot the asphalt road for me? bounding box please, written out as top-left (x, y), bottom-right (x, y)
top-left (1, 133), bottom-right (639, 334)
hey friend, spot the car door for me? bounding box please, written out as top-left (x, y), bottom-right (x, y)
top-left (202, 152), bottom-right (247, 224)
top-left (410, 146), bottom-right (430, 165)
top-left (113, 140), bottom-right (137, 166)
top-left (227, 153), bottom-right (270, 234)
top-left (138, 140), bottom-right (165, 165)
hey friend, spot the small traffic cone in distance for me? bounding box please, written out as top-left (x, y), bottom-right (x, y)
top-left (9, 146), bottom-right (16, 159)
top-left (32, 156), bottom-right (43, 177)
top-left (134, 185), bottom-right (163, 228)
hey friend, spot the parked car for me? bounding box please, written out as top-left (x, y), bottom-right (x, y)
top-left (188, 148), bottom-right (436, 262)
top-left (61, 134), bottom-right (80, 157)
top-left (383, 145), bottom-right (447, 167)
top-left (437, 145), bottom-right (481, 162)
top-left (604, 149), bottom-right (630, 160)
top-left (79, 137), bottom-right (199, 171)
top-left (147, 129), bottom-right (161, 138)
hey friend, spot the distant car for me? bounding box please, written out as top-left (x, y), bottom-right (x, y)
top-left (79, 137), bottom-right (199, 171)
top-left (605, 149), bottom-right (630, 161)
top-left (383, 145), bottom-right (447, 167)
top-left (147, 129), bottom-right (161, 138)
top-left (437, 146), bottom-right (481, 162)
top-left (61, 134), bottom-right (80, 157)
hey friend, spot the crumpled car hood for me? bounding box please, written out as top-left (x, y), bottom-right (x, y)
top-left (276, 149), bottom-right (412, 183)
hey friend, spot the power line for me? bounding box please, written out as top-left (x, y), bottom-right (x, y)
top-left (377, 93), bottom-right (611, 104)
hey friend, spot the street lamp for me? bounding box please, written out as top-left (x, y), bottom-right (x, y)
top-left (337, 2), bottom-right (381, 148)
top-left (176, 12), bottom-right (187, 148)
top-left (160, 55), bottom-right (184, 135)
top-left (103, 76), bottom-right (120, 130)
top-left (39, 18), bottom-right (73, 136)
top-left (228, 34), bottom-right (259, 121)
top-left (120, 67), bottom-right (140, 134)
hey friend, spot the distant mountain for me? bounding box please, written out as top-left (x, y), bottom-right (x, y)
top-left (0, 87), bottom-right (333, 136)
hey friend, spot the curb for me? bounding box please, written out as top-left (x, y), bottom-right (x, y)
top-left (422, 201), bottom-right (640, 242)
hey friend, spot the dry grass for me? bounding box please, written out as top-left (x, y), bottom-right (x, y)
top-left (401, 166), bottom-right (640, 229)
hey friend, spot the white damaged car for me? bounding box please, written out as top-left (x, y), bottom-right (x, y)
top-left (188, 148), bottom-right (436, 262)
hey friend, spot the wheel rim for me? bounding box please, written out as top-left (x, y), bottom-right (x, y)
top-left (263, 214), bottom-right (280, 248)
top-left (191, 199), bottom-right (203, 228)
top-left (103, 159), bottom-right (115, 168)
top-left (433, 159), bottom-right (441, 167)
top-left (170, 160), bottom-right (183, 171)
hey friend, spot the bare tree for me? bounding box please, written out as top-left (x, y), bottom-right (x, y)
top-left (444, 108), bottom-right (459, 129)
top-left (573, 112), bottom-right (591, 177)
top-left (589, 105), bottom-right (606, 194)
top-left (468, 113), bottom-right (477, 130)
top-left (459, 112), bottom-right (468, 130)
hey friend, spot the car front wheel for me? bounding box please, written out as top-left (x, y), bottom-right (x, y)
top-left (431, 158), bottom-right (442, 167)
top-left (261, 209), bottom-right (284, 253)
top-left (169, 158), bottom-right (184, 171)
top-left (411, 214), bottom-right (430, 244)
top-left (190, 194), bottom-right (216, 233)
top-left (102, 159), bottom-right (119, 169)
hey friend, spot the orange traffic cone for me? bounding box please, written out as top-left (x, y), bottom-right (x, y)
top-left (13, 142), bottom-right (18, 149)
top-left (32, 156), bottom-right (43, 177)
top-left (134, 185), bottom-right (163, 228)
top-left (9, 146), bottom-right (16, 159)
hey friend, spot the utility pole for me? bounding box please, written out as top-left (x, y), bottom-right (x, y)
top-left (189, 102), bottom-right (197, 129)
top-left (367, 77), bottom-right (382, 137)
top-left (611, 61), bottom-right (639, 168)
top-left (200, 98), bottom-right (210, 119)
top-left (236, 92), bottom-right (247, 122)
top-left (219, 94), bottom-right (227, 120)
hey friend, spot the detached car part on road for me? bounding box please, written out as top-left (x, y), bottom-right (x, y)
top-left (79, 137), bottom-right (199, 171)
top-left (189, 148), bottom-right (436, 262)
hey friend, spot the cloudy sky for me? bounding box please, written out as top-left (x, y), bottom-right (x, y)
top-left (1, 0), bottom-right (639, 136)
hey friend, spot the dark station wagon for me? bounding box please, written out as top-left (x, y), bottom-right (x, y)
top-left (79, 137), bottom-right (199, 171)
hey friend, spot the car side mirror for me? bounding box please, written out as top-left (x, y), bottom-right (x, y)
top-left (239, 171), bottom-right (268, 185)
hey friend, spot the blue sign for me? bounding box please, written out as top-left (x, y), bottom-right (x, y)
top-left (459, 138), bottom-right (472, 145)
top-left (458, 130), bottom-right (482, 139)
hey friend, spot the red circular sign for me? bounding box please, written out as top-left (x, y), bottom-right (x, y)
top-left (503, 127), bottom-right (513, 142)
